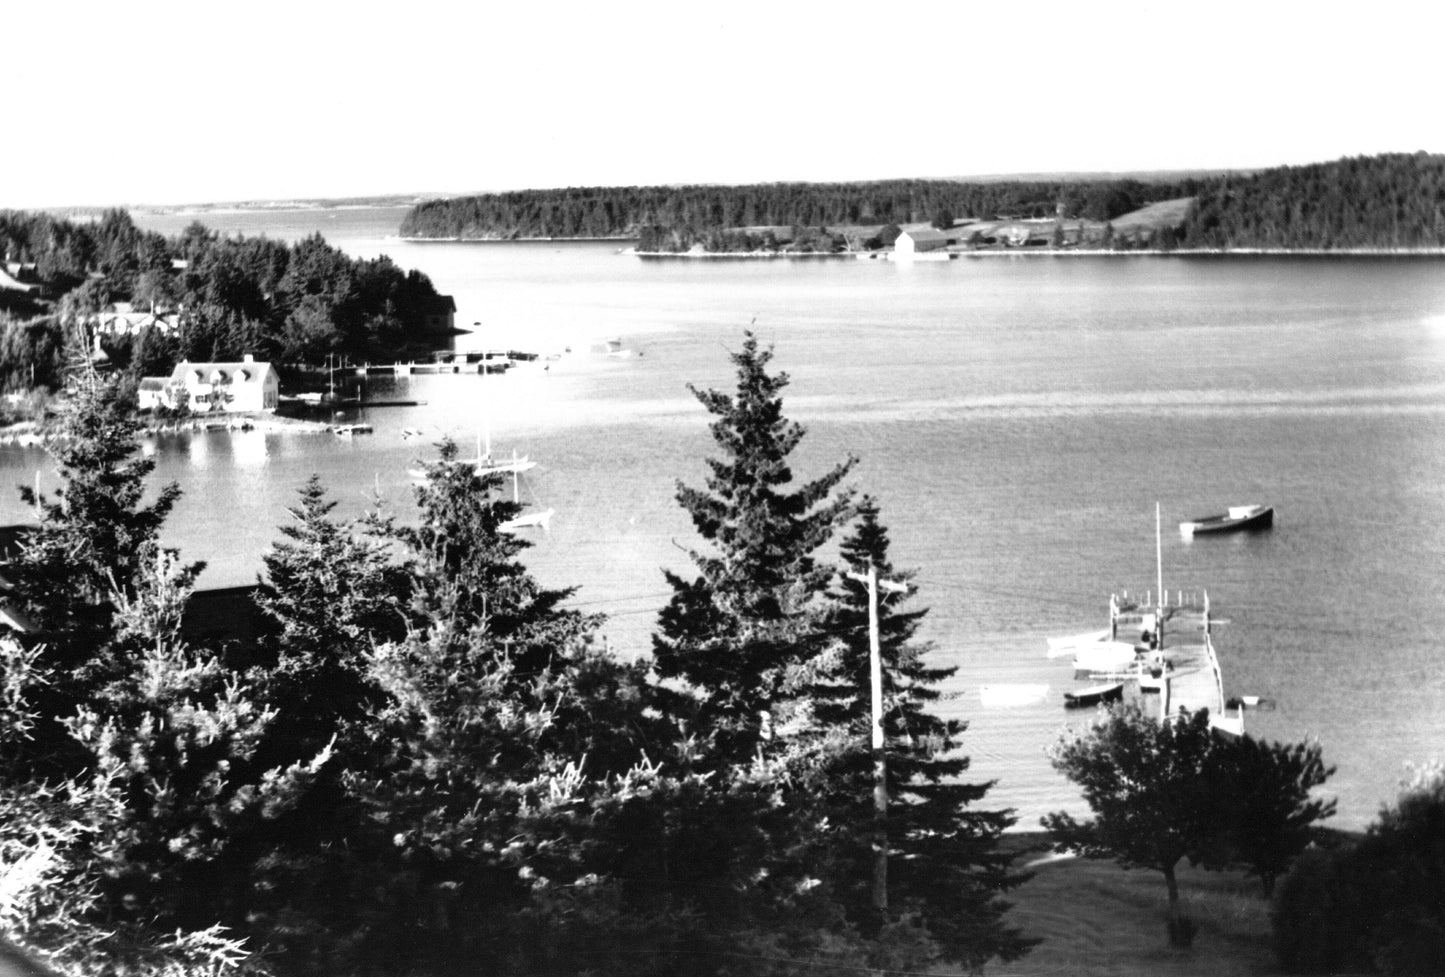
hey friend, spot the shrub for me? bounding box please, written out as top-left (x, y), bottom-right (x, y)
top-left (1273, 762), bottom-right (1445, 974)
top-left (1272, 845), bottom-right (1370, 973)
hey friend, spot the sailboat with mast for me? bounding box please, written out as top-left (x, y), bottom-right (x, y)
top-left (405, 356), bottom-right (553, 532)
top-left (407, 427), bottom-right (536, 480)
top-left (499, 463), bottom-right (554, 534)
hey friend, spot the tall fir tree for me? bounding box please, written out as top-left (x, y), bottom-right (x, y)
top-left (653, 331), bottom-right (856, 766)
top-left (16, 354), bottom-right (182, 628)
top-left (342, 439), bottom-right (658, 975)
top-left (9, 353), bottom-right (188, 779)
top-left (66, 545), bottom-right (333, 950)
top-left (255, 474), bottom-right (403, 752)
top-left (813, 497), bottom-right (1034, 968)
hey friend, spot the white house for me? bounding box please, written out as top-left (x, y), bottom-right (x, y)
top-left (894, 227), bottom-right (952, 256)
top-left (147, 355), bottom-right (279, 413)
top-left (95, 303), bottom-right (181, 336)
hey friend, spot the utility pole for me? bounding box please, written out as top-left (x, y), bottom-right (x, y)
top-left (846, 560), bottom-right (908, 914)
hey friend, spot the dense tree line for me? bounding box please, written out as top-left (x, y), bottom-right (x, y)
top-left (1178, 152), bottom-right (1445, 249)
top-left (399, 178), bottom-right (1195, 240)
top-left (403, 153), bottom-right (1445, 253)
top-left (0, 335), bottom-right (1031, 977)
top-left (0, 209), bottom-right (452, 390)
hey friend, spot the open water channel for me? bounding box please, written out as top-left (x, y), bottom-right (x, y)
top-left (5, 205), bottom-right (1445, 830)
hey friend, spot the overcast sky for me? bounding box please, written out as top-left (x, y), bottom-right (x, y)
top-left (5, 0), bottom-right (1442, 209)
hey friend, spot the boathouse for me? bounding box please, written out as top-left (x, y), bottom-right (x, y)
top-left (421, 294), bottom-right (457, 334)
top-left (152, 355), bottom-right (280, 413)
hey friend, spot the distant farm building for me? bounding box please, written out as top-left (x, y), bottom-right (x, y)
top-left (894, 227), bottom-right (952, 256)
top-left (142, 355), bottom-right (279, 413)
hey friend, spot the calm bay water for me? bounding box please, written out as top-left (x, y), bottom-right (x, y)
top-left (8, 206), bottom-right (1445, 830)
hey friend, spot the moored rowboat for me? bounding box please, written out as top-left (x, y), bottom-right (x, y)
top-left (1063, 682), bottom-right (1124, 709)
top-left (1180, 504), bottom-right (1274, 538)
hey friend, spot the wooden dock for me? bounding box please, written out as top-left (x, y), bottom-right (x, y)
top-left (1108, 593), bottom-right (1245, 734)
top-left (282, 349), bottom-right (541, 381)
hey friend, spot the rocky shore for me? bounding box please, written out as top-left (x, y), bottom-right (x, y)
top-left (0, 412), bottom-right (333, 446)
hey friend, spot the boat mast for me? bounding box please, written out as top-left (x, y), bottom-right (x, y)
top-left (1155, 501), bottom-right (1165, 652)
top-left (1156, 502), bottom-right (1163, 607)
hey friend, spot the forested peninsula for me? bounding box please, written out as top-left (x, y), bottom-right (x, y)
top-left (399, 152), bottom-right (1445, 254)
top-left (0, 210), bottom-right (454, 398)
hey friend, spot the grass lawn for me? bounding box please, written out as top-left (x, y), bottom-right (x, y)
top-left (983, 834), bottom-right (1280, 977)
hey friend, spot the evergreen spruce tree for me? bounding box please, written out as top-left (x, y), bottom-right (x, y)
top-left (637, 334), bottom-right (905, 972)
top-left (346, 439), bottom-right (658, 975)
top-left (256, 474), bottom-right (403, 751)
top-left (9, 354), bottom-right (188, 779)
top-left (67, 545), bottom-right (332, 946)
top-left (16, 354), bottom-right (182, 630)
top-left (653, 331), bottom-right (856, 766)
top-left (813, 497), bottom-right (1034, 968)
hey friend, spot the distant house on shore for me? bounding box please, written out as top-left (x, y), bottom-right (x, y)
top-left (142, 355), bottom-right (280, 413)
top-left (421, 294), bottom-right (457, 333)
top-left (894, 227), bottom-right (953, 256)
top-left (95, 302), bottom-right (181, 336)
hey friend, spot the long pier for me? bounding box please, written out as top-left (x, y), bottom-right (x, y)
top-left (1109, 592), bottom-right (1244, 734)
top-left (282, 349), bottom-right (543, 380)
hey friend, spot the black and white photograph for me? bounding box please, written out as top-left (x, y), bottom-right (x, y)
top-left (2, 2), bottom-right (1443, 974)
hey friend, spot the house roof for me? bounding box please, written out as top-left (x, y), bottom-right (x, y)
top-left (139, 377), bottom-right (169, 390)
top-left (170, 359), bottom-right (278, 385)
top-left (898, 227), bottom-right (951, 244)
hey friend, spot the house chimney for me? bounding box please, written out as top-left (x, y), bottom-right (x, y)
top-left (243, 353), bottom-right (254, 363)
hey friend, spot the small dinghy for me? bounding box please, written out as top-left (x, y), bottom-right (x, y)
top-left (979, 684), bottom-right (1050, 708)
top-left (1063, 682), bottom-right (1125, 709)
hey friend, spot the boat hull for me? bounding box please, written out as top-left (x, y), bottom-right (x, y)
top-left (1072, 641), bottom-right (1138, 674)
top-left (1063, 682), bottom-right (1124, 709)
top-left (1180, 505), bottom-right (1273, 537)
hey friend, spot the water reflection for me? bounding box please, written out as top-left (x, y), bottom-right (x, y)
top-left (186, 432), bottom-right (212, 468)
top-left (232, 431), bottom-right (270, 469)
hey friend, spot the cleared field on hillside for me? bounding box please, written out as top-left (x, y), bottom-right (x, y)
top-left (1108, 196), bottom-right (1195, 231)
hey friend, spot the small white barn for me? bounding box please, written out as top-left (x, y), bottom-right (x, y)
top-left (894, 227), bottom-right (952, 256)
top-left (155, 355), bottom-right (279, 413)
top-left (137, 376), bottom-right (171, 411)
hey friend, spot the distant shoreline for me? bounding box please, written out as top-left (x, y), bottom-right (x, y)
top-left (400, 235), bottom-right (635, 244)
top-left (625, 246), bottom-right (1445, 260)
top-left (0, 413), bottom-right (333, 445)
